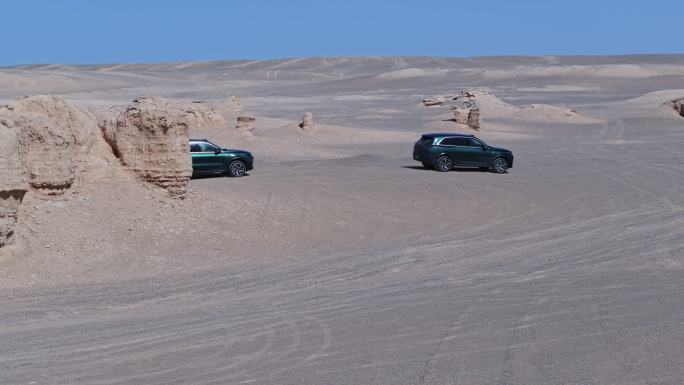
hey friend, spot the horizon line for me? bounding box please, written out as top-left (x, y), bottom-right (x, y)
top-left (3, 53), bottom-right (684, 70)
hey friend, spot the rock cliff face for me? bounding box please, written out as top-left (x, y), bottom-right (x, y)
top-left (98, 97), bottom-right (193, 194)
top-left (0, 95), bottom-right (99, 194)
top-left (0, 95), bottom-right (100, 246)
top-left (0, 126), bottom-right (27, 247)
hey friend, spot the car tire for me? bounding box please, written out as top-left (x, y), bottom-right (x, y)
top-left (435, 155), bottom-right (452, 172)
top-left (228, 159), bottom-right (247, 177)
top-left (492, 157), bottom-right (509, 174)
top-left (422, 161), bottom-right (433, 170)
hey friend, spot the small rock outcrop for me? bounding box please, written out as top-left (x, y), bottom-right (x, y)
top-left (665, 98), bottom-right (684, 117)
top-left (299, 112), bottom-right (315, 132)
top-left (98, 97), bottom-right (192, 194)
top-left (422, 96), bottom-right (446, 106)
top-left (451, 91), bottom-right (488, 129)
top-left (422, 94), bottom-right (459, 107)
top-left (236, 113), bottom-right (256, 132)
top-left (0, 95), bottom-right (99, 194)
top-left (467, 108), bottom-right (481, 130)
top-left (0, 126), bottom-right (27, 247)
top-left (428, 89), bottom-right (519, 130)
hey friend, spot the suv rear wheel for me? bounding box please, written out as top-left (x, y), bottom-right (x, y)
top-left (435, 155), bottom-right (452, 172)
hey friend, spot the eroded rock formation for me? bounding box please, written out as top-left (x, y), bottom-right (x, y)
top-left (0, 126), bottom-right (27, 247)
top-left (665, 98), bottom-right (684, 117)
top-left (98, 96), bottom-right (192, 194)
top-left (236, 113), bottom-right (256, 132)
top-left (300, 112), bottom-right (315, 132)
top-left (467, 108), bottom-right (481, 130)
top-left (427, 88), bottom-right (594, 129)
top-left (422, 96), bottom-right (446, 106)
top-left (183, 100), bottom-right (228, 129)
top-left (451, 91), bottom-right (487, 129)
top-left (451, 106), bottom-right (469, 124)
top-left (0, 95), bottom-right (99, 194)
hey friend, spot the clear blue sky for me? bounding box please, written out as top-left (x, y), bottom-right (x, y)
top-left (1, 0), bottom-right (681, 66)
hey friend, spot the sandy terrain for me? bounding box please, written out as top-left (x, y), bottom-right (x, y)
top-left (1, 55), bottom-right (684, 384)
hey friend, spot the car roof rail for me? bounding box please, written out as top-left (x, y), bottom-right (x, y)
top-left (424, 132), bottom-right (473, 138)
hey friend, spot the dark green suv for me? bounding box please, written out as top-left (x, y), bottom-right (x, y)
top-left (413, 133), bottom-right (513, 173)
top-left (189, 139), bottom-right (254, 177)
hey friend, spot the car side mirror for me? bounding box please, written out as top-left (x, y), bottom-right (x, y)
top-left (214, 149), bottom-right (221, 154)
top-left (482, 145), bottom-right (489, 151)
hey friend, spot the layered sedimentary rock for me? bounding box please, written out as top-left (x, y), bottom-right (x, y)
top-left (98, 96), bottom-right (192, 194)
top-left (300, 112), bottom-right (315, 132)
top-left (665, 98), bottom-right (684, 117)
top-left (0, 95), bottom-right (99, 194)
top-left (0, 127), bottom-right (27, 247)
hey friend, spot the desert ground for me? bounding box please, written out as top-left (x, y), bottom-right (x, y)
top-left (1, 55), bottom-right (684, 384)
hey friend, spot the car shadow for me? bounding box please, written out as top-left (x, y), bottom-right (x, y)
top-left (191, 172), bottom-right (250, 180)
top-left (401, 166), bottom-right (490, 172)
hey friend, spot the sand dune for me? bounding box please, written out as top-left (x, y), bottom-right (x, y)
top-left (479, 63), bottom-right (684, 79)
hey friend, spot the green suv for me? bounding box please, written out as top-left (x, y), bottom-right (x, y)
top-left (189, 139), bottom-right (254, 177)
top-left (413, 133), bottom-right (513, 173)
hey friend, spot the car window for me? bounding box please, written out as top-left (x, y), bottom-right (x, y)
top-left (469, 138), bottom-right (485, 147)
top-left (440, 137), bottom-right (469, 146)
top-left (189, 143), bottom-right (201, 152)
top-left (199, 142), bottom-right (218, 152)
top-left (419, 135), bottom-right (434, 144)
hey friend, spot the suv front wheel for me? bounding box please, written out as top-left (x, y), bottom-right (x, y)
top-left (492, 157), bottom-right (509, 174)
top-left (228, 159), bottom-right (247, 177)
top-left (435, 155), bottom-right (453, 172)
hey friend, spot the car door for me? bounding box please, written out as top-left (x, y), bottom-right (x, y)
top-left (191, 142), bottom-right (225, 172)
top-left (467, 138), bottom-right (493, 166)
top-left (189, 142), bottom-right (208, 172)
top-left (439, 137), bottom-right (477, 166)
